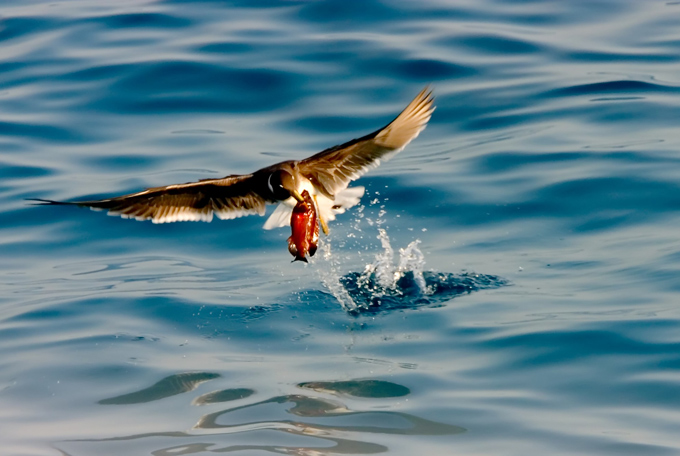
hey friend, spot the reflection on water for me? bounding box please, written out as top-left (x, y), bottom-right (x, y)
top-left (60, 378), bottom-right (463, 455)
top-left (298, 380), bottom-right (410, 398)
top-left (100, 372), bottom-right (221, 405)
top-left (194, 388), bottom-right (256, 406)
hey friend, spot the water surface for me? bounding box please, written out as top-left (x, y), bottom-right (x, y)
top-left (2, 0), bottom-right (680, 455)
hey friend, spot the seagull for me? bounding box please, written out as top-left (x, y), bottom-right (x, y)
top-left (30, 87), bottom-right (434, 244)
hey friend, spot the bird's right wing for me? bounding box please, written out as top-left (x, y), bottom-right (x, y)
top-left (29, 174), bottom-right (268, 224)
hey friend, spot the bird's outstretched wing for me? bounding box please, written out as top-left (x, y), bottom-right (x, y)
top-left (297, 87), bottom-right (434, 198)
top-left (28, 174), bottom-right (267, 224)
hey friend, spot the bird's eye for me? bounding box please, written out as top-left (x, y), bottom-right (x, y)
top-left (267, 172), bottom-right (279, 194)
top-left (267, 170), bottom-right (294, 200)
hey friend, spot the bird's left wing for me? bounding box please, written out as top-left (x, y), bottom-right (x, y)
top-left (297, 87), bottom-right (434, 198)
top-left (29, 174), bottom-right (268, 224)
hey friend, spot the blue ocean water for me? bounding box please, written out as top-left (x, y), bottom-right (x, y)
top-left (2, 0), bottom-right (680, 454)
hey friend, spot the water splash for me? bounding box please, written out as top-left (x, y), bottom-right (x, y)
top-left (318, 226), bottom-right (508, 313)
top-left (358, 229), bottom-right (429, 296)
top-left (369, 228), bottom-right (397, 290)
top-left (317, 239), bottom-right (357, 311)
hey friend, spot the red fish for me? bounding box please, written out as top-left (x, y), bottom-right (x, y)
top-left (288, 190), bottom-right (319, 263)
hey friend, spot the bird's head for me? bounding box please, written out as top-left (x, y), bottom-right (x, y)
top-left (268, 169), bottom-right (303, 202)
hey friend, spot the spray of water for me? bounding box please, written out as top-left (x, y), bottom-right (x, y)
top-left (317, 239), bottom-right (357, 311)
top-left (317, 225), bottom-right (430, 311)
top-left (314, 193), bottom-right (507, 312)
top-left (359, 229), bottom-right (431, 294)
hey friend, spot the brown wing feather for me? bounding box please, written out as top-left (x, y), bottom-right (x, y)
top-left (68, 174), bottom-right (267, 224)
top-left (298, 87), bottom-right (435, 197)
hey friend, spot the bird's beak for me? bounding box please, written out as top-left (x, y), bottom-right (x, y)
top-left (292, 190), bottom-right (304, 202)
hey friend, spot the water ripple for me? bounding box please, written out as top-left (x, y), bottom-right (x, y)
top-left (60, 383), bottom-right (463, 455)
top-left (2, 0), bottom-right (680, 454)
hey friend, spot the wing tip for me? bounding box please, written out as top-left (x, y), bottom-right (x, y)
top-left (25, 198), bottom-right (73, 206)
top-left (374, 85), bottom-right (435, 149)
top-left (409, 85), bottom-right (436, 120)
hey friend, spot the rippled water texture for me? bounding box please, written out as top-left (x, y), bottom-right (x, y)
top-left (2, 0), bottom-right (680, 455)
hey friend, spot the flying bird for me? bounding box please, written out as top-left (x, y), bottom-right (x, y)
top-left (30, 87), bottom-right (435, 260)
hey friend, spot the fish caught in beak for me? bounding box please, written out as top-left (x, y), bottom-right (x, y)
top-left (287, 190), bottom-right (319, 263)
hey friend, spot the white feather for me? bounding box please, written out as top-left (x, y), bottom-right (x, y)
top-left (152, 210), bottom-right (214, 224)
top-left (215, 206), bottom-right (264, 221)
top-left (104, 205), bottom-right (262, 224)
top-left (316, 186), bottom-right (365, 222)
top-left (262, 185), bottom-right (365, 230)
top-left (263, 198), bottom-right (295, 230)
